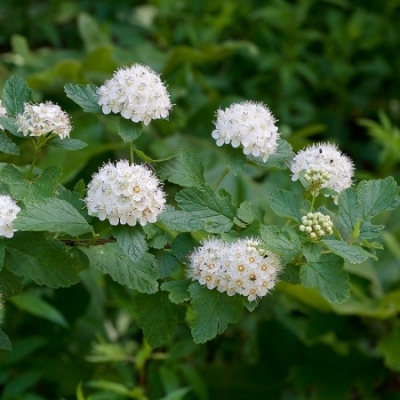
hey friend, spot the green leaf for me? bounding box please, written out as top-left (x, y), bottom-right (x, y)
top-left (10, 292), bottom-right (69, 327)
top-left (160, 387), bottom-right (191, 400)
top-left (0, 116), bottom-right (22, 136)
top-left (0, 267), bottom-right (24, 298)
top-left (4, 232), bottom-right (80, 288)
top-left (112, 225), bottom-right (148, 262)
top-left (0, 132), bottom-right (19, 155)
top-left (175, 184), bottom-right (236, 233)
top-left (223, 146), bottom-right (247, 176)
top-left (269, 189), bottom-right (309, 222)
top-left (156, 251), bottom-right (180, 279)
top-left (377, 321), bottom-right (400, 372)
top-left (134, 291), bottom-right (186, 348)
top-left (248, 139), bottom-right (293, 169)
top-left (2, 75), bottom-right (33, 115)
top-left (0, 238), bottom-right (4, 268)
top-left (1, 164), bottom-right (62, 202)
top-left (161, 279), bottom-right (191, 304)
top-left (300, 253), bottom-right (350, 303)
top-left (84, 244), bottom-right (158, 293)
top-left (47, 137), bottom-right (88, 151)
top-left (171, 233), bottom-right (198, 262)
top-left (0, 329), bottom-right (11, 351)
top-left (117, 118), bottom-right (143, 143)
top-left (189, 282), bottom-right (244, 343)
top-left (78, 12), bottom-right (110, 51)
top-left (280, 264), bottom-right (301, 284)
top-left (156, 151), bottom-right (205, 188)
top-left (321, 239), bottom-right (374, 264)
top-left (259, 225), bottom-right (301, 264)
top-left (303, 241), bottom-right (324, 262)
top-left (338, 178), bottom-right (400, 240)
top-left (158, 206), bottom-right (204, 232)
top-left (64, 83), bottom-right (101, 113)
top-left (14, 198), bottom-right (93, 236)
top-left (237, 201), bottom-right (265, 224)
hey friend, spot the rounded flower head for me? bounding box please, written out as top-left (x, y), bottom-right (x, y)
top-left (0, 195), bottom-right (21, 238)
top-left (97, 63), bottom-right (172, 125)
top-left (290, 142), bottom-right (354, 202)
top-left (85, 160), bottom-right (166, 227)
top-left (16, 101), bottom-right (72, 139)
top-left (212, 101), bottom-right (280, 162)
top-left (188, 237), bottom-right (281, 302)
top-left (0, 100), bottom-right (7, 130)
top-left (299, 212), bottom-right (333, 240)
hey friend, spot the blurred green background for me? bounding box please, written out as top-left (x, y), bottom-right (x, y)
top-left (1, 0), bottom-right (400, 399)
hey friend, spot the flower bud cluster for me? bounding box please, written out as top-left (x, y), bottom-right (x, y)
top-left (85, 160), bottom-right (166, 226)
top-left (299, 212), bottom-right (333, 240)
top-left (16, 101), bottom-right (72, 139)
top-left (188, 238), bottom-right (281, 302)
top-left (0, 195), bottom-right (21, 238)
top-left (0, 100), bottom-right (7, 130)
top-left (304, 168), bottom-right (331, 195)
top-left (97, 63), bottom-right (172, 125)
top-left (212, 101), bottom-right (280, 162)
top-left (291, 143), bottom-right (354, 203)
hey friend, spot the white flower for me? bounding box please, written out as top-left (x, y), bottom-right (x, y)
top-left (299, 212), bottom-right (333, 239)
top-left (290, 142), bottom-right (354, 202)
top-left (211, 101), bottom-right (280, 162)
top-left (16, 101), bottom-right (72, 139)
top-left (85, 160), bottom-right (166, 226)
top-left (0, 195), bottom-right (21, 238)
top-left (0, 100), bottom-right (7, 130)
top-left (97, 63), bottom-right (172, 125)
top-left (188, 237), bottom-right (281, 302)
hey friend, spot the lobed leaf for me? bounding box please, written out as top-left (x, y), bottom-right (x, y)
top-left (237, 201), bottom-right (265, 224)
top-left (117, 118), bottom-right (143, 143)
top-left (322, 239), bottom-right (375, 264)
top-left (300, 253), bottom-right (350, 303)
top-left (158, 206), bottom-right (205, 232)
top-left (4, 232), bottom-right (80, 288)
top-left (84, 244), bottom-right (158, 293)
top-left (0, 132), bottom-right (19, 155)
top-left (175, 184), bottom-right (236, 233)
top-left (161, 279), bottom-right (191, 304)
top-left (269, 189), bottom-right (309, 222)
top-left (189, 282), bottom-right (244, 343)
top-left (156, 251), bottom-right (180, 279)
top-left (223, 146), bottom-right (247, 176)
top-left (0, 267), bottom-right (24, 298)
top-left (14, 198), bottom-right (93, 236)
top-left (64, 83), bottom-right (101, 113)
top-left (2, 75), bottom-right (33, 115)
top-left (112, 225), bottom-right (148, 262)
top-left (134, 291), bottom-right (186, 348)
top-left (156, 151), bottom-right (205, 188)
top-left (0, 329), bottom-right (11, 351)
top-left (1, 164), bottom-right (62, 203)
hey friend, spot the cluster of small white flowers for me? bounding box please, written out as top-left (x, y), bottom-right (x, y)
top-left (0, 100), bottom-right (7, 130)
top-left (304, 168), bottom-right (332, 195)
top-left (0, 195), bottom-right (21, 238)
top-left (290, 143), bottom-right (354, 202)
top-left (97, 63), bottom-right (172, 126)
top-left (85, 160), bottom-right (166, 226)
top-left (299, 212), bottom-right (333, 240)
top-left (211, 101), bottom-right (280, 162)
top-left (16, 101), bottom-right (72, 139)
top-left (188, 238), bottom-right (281, 301)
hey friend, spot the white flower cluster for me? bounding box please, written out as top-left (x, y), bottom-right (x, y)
top-left (290, 143), bottom-right (354, 202)
top-left (0, 100), bottom-right (7, 130)
top-left (85, 160), bottom-right (166, 226)
top-left (304, 168), bottom-right (332, 195)
top-left (16, 101), bottom-right (72, 139)
top-left (97, 63), bottom-right (172, 125)
top-left (211, 101), bottom-right (280, 162)
top-left (299, 212), bottom-right (333, 240)
top-left (0, 194), bottom-right (21, 238)
top-left (188, 238), bottom-right (281, 301)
